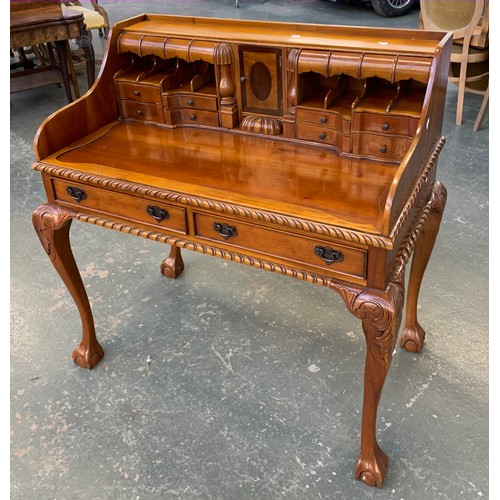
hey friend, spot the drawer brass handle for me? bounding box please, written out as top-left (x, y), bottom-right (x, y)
top-left (314, 245), bottom-right (344, 265)
top-left (320, 116), bottom-right (328, 124)
top-left (213, 222), bottom-right (238, 240)
top-left (133, 90), bottom-right (140, 96)
top-left (136, 109), bottom-right (143, 116)
top-left (66, 186), bottom-right (87, 203)
top-left (190, 114), bottom-right (197, 121)
top-left (147, 205), bottom-right (169, 223)
top-left (382, 122), bottom-right (390, 131)
top-left (187, 99), bottom-right (194, 105)
top-left (319, 132), bottom-right (327, 140)
top-left (380, 145), bottom-right (388, 153)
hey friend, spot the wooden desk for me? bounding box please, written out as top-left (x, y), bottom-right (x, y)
top-left (31, 14), bottom-right (452, 488)
top-left (10, 1), bottom-right (95, 101)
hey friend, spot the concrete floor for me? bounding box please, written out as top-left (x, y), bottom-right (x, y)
top-left (10, 1), bottom-right (488, 499)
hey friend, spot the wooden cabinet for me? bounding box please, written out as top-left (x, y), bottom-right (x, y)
top-left (32, 14), bottom-right (453, 489)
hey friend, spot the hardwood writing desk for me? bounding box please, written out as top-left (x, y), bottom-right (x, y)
top-left (10, 0), bottom-right (95, 101)
top-left (32, 14), bottom-right (452, 487)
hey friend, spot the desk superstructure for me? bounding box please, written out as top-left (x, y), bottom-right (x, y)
top-left (32, 14), bottom-right (452, 488)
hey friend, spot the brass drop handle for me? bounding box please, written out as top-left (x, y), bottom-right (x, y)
top-left (66, 186), bottom-right (87, 203)
top-left (314, 245), bottom-right (344, 265)
top-left (147, 205), bottom-right (169, 223)
top-left (382, 122), bottom-right (390, 131)
top-left (379, 145), bottom-right (388, 154)
top-left (213, 222), bottom-right (238, 240)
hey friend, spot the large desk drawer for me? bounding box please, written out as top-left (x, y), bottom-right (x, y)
top-left (52, 179), bottom-right (187, 234)
top-left (194, 212), bottom-right (366, 280)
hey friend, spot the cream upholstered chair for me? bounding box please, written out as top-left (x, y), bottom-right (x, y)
top-left (420, 0), bottom-right (488, 128)
top-left (64, 1), bottom-right (109, 39)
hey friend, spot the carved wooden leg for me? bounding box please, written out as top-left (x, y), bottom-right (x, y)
top-left (401, 181), bottom-right (447, 353)
top-left (338, 277), bottom-right (404, 487)
top-left (160, 245), bottom-right (185, 279)
top-left (32, 204), bottom-right (103, 369)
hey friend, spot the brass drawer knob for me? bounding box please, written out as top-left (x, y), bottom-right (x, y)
top-left (66, 186), bottom-right (87, 203)
top-left (213, 222), bottom-right (238, 240)
top-left (319, 132), bottom-right (327, 140)
top-left (147, 205), bottom-right (169, 223)
top-left (136, 109), bottom-right (143, 116)
top-left (382, 122), bottom-right (390, 131)
top-left (187, 99), bottom-right (195, 105)
top-left (314, 245), bottom-right (344, 265)
top-left (190, 114), bottom-right (197, 121)
top-left (320, 116), bottom-right (328, 124)
top-left (133, 90), bottom-right (140, 96)
top-left (379, 145), bottom-right (388, 154)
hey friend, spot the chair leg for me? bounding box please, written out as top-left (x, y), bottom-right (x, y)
top-left (473, 86), bottom-right (488, 131)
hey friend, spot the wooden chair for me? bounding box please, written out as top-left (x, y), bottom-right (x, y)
top-left (420, 0), bottom-right (489, 127)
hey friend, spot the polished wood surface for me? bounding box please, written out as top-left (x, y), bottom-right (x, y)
top-left (32, 14), bottom-right (452, 488)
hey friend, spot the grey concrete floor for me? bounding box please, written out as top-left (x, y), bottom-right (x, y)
top-left (10, 1), bottom-right (488, 499)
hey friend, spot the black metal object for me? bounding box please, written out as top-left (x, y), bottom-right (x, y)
top-left (213, 222), bottom-right (238, 240)
top-left (147, 205), bottom-right (169, 223)
top-left (314, 245), bottom-right (344, 265)
top-left (66, 186), bottom-right (87, 203)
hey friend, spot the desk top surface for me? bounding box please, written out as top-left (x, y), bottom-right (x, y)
top-left (43, 121), bottom-right (397, 235)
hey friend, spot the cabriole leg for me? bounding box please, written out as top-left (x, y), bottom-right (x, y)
top-left (32, 203), bottom-right (103, 369)
top-left (339, 278), bottom-right (404, 487)
top-left (160, 245), bottom-right (185, 279)
top-left (401, 181), bottom-right (447, 353)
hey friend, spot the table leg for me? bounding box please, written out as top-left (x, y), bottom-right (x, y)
top-left (54, 40), bottom-right (73, 102)
top-left (400, 181), bottom-right (447, 353)
top-left (160, 245), bottom-right (185, 279)
top-left (32, 203), bottom-right (103, 369)
top-left (337, 276), bottom-right (404, 487)
top-left (75, 27), bottom-right (96, 89)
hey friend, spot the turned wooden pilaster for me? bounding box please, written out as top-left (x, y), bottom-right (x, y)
top-left (401, 181), bottom-right (447, 353)
top-left (337, 274), bottom-right (404, 487)
top-left (32, 203), bottom-right (103, 369)
top-left (160, 245), bottom-right (185, 279)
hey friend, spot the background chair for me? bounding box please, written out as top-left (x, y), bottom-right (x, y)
top-left (420, 0), bottom-right (488, 128)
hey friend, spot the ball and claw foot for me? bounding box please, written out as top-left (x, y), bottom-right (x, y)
top-left (72, 340), bottom-right (104, 369)
top-left (355, 444), bottom-right (389, 488)
top-left (400, 322), bottom-right (426, 353)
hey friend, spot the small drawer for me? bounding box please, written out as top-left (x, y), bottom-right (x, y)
top-left (297, 123), bottom-right (350, 151)
top-left (351, 132), bottom-right (412, 161)
top-left (164, 94), bottom-right (218, 111)
top-left (194, 212), bottom-right (366, 281)
top-left (119, 100), bottom-right (165, 124)
top-left (165, 109), bottom-right (220, 127)
top-left (52, 179), bottom-right (187, 234)
top-left (352, 112), bottom-right (418, 137)
top-left (296, 108), bottom-right (343, 130)
top-left (116, 81), bottom-right (162, 104)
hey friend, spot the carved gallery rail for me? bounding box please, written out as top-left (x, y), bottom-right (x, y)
top-left (31, 14), bottom-right (452, 488)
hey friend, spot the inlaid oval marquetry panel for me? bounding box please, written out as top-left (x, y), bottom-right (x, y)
top-left (250, 62), bottom-right (272, 101)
